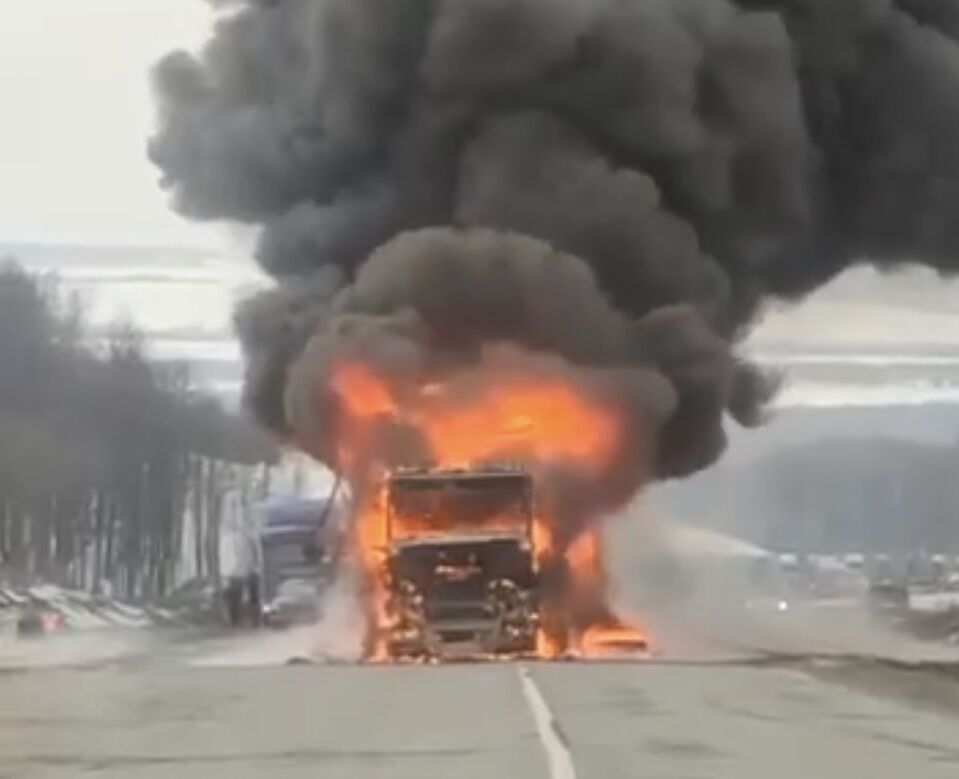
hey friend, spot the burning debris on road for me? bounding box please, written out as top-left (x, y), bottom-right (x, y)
top-left (151, 0), bottom-right (959, 660)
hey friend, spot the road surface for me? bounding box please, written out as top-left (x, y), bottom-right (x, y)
top-left (1, 636), bottom-right (958, 778)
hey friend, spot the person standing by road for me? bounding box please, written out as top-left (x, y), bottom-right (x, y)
top-left (222, 503), bottom-right (264, 628)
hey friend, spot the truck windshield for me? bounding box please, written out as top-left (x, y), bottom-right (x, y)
top-left (388, 475), bottom-right (532, 541)
top-left (262, 537), bottom-right (313, 571)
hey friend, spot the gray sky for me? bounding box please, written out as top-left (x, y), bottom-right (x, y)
top-left (0, 0), bottom-right (218, 247)
top-left (0, 1), bottom-right (954, 341)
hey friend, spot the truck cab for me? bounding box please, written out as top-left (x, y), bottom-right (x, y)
top-left (257, 495), bottom-right (346, 627)
top-left (379, 466), bottom-right (540, 660)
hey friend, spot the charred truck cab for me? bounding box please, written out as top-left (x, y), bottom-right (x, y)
top-left (381, 466), bottom-right (540, 660)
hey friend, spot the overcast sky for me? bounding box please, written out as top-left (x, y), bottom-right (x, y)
top-left (0, 1), bottom-right (220, 247)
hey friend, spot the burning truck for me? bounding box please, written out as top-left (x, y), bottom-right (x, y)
top-left (374, 466), bottom-right (540, 659)
top-left (361, 464), bottom-right (648, 662)
top-left (317, 354), bottom-right (652, 663)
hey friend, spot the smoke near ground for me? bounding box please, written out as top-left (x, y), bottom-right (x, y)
top-left (604, 502), bottom-right (959, 663)
top-left (151, 0), bottom-right (959, 489)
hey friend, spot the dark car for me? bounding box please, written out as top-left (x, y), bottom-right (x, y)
top-left (16, 602), bottom-right (65, 638)
top-left (868, 580), bottom-right (910, 613)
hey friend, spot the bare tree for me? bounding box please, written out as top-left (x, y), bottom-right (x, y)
top-left (0, 261), bottom-right (278, 598)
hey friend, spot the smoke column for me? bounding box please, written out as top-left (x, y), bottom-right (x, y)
top-left (151, 0), bottom-right (959, 488)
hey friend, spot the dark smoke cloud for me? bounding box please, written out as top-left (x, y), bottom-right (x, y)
top-left (153, 0), bottom-right (959, 483)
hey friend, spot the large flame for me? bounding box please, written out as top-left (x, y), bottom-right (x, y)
top-left (328, 354), bottom-right (647, 661)
top-left (418, 381), bottom-right (619, 473)
top-left (564, 529), bottom-right (649, 658)
top-left (328, 359), bottom-right (621, 471)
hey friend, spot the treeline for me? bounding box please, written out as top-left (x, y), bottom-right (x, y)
top-left (0, 262), bottom-right (279, 599)
top-left (659, 436), bottom-right (959, 555)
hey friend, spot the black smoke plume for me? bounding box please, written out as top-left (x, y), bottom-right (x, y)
top-left (151, 0), bottom-right (959, 485)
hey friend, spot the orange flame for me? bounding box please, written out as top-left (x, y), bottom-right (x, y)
top-left (329, 358), bottom-right (621, 472)
top-left (416, 382), bottom-right (619, 472)
top-left (580, 622), bottom-right (649, 657)
top-left (329, 362), bottom-right (397, 420)
top-left (354, 482), bottom-right (391, 662)
top-left (327, 356), bottom-right (647, 662)
top-left (566, 529), bottom-right (602, 576)
top-left (563, 529), bottom-right (647, 656)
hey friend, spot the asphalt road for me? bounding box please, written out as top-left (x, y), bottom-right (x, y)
top-left (1, 642), bottom-right (958, 779)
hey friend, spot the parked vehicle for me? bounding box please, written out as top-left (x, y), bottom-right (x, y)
top-left (257, 490), bottom-right (348, 628)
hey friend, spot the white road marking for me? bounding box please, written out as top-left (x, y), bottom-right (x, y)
top-left (518, 666), bottom-right (578, 779)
